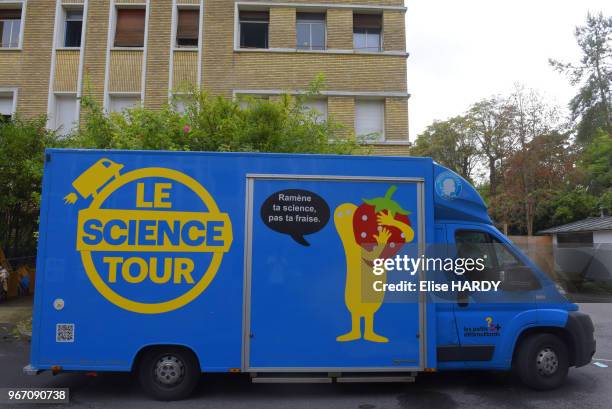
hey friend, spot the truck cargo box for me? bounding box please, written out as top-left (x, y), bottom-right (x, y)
top-left (31, 150), bottom-right (435, 373)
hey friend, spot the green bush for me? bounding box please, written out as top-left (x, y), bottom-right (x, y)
top-left (71, 88), bottom-right (362, 155)
top-left (0, 117), bottom-right (66, 259)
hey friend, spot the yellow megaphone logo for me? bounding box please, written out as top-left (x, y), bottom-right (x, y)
top-left (66, 158), bottom-right (233, 314)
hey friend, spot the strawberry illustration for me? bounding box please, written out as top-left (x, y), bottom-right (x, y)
top-left (352, 185), bottom-right (412, 259)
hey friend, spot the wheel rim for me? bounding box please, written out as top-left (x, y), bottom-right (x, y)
top-left (154, 355), bottom-right (185, 387)
top-left (536, 347), bottom-right (559, 376)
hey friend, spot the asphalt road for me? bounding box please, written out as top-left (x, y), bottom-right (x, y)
top-left (1, 303), bottom-right (610, 409)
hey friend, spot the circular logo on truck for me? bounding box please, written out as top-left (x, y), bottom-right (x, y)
top-left (64, 159), bottom-right (233, 314)
top-left (435, 171), bottom-right (462, 200)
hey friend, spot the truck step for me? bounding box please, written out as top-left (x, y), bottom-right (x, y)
top-left (250, 372), bottom-right (417, 384)
top-left (336, 375), bottom-right (416, 383)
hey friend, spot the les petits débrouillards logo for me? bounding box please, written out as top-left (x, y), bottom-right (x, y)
top-left (63, 158), bottom-right (233, 314)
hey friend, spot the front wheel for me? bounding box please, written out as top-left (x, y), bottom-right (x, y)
top-left (515, 333), bottom-right (569, 390)
top-left (137, 347), bottom-right (200, 400)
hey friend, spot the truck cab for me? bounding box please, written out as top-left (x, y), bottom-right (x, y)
top-left (432, 164), bottom-right (596, 390)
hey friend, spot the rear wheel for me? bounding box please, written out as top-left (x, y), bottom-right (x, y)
top-left (515, 333), bottom-right (569, 390)
top-left (137, 347), bottom-right (200, 400)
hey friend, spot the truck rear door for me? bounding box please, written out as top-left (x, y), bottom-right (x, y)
top-left (243, 175), bottom-right (426, 372)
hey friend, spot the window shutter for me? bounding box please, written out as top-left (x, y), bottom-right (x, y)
top-left (353, 14), bottom-right (382, 29)
top-left (355, 100), bottom-right (384, 138)
top-left (303, 99), bottom-right (328, 123)
top-left (239, 11), bottom-right (269, 22)
top-left (109, 95), bottom-right (141, 113)
top-left (54, 95), bottom-right (78, 136)
top-left (177, 9), bottom-right (199, 41)
top-left (296, 12), bottom-right (326, 22)
top-left (0, 9), bottom-right (22, 19)
top-left (114, 9), bottom-right (146, 47)
top-left (0, 95), bottom-right (13, 115)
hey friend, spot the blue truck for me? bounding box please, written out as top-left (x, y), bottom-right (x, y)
top-left (26, 149), bottom-right (595, 400)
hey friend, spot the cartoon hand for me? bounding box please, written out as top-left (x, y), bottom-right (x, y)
top-left (377, 211), bottom-right (396, 227)
top-left (374, 228), bottom-right (391, 246)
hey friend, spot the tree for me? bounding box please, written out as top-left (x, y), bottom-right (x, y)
top-left (467, 96), bottom-right (515, 197)
top-left (410, 115), bottom-right (478, 182)
top-left (578, 128), bottom-right (612, 195)
top-left (535, 187), bottom-right (600, 228)
top-left (550, 12), bottom-right (612, 142)
top-left (502, 131), bottom-right (575, 235)
top-left (506, 86), bottom-right (566, 235)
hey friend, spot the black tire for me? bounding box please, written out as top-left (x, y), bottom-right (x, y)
top-left (137, 347), bottom-right (200, 401)
top-left (515, 333), bottom-right (569, 390)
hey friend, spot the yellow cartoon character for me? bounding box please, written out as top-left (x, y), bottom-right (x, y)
top-left (64, 158), bottom-right (124, 204)
top-left (334, 186), bottom-right (415, 343)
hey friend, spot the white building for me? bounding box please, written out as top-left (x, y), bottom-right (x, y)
top-left (540, 216), bottom-right (612, 283)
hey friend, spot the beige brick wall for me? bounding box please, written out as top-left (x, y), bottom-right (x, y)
top-left (144, 0), bottom-right (172, 109)
top-left (327, 9), bottom-right (353, 49)
top-left (385, 97), bottom-right (409, 140)
top-left (269, 7), bottom-right (295, 49)
top-left (54, 50), bottom-right (80, 93)
top-left (369, 144), bottom-right (412, 156)
top-left (173, 51), bottom-right (198, 90)
top-left (82, 0), bottom-right (110, 104)
top-left (383, 10), bottom-right (406, 52)
top-left (201, 0), bottom-right (234, 95)
top-left (328, 96), bottom-right (355, 138)
top-left (262, 0), bottom-right (404, 6)
top-left (109, 50), bottom-right (143, 93)
top-left (231, 53), bottom-right (407, 95)
top-left (0, 1), bottom-right (55, 119)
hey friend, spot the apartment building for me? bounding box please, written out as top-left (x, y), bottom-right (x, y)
top-left (0, 0), bottom-right (410, 154)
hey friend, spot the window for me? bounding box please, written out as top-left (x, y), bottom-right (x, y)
top-left (296, 13), bottom-right (325, 51)
top-left (455, 230), bottom-right (496, 272)
top-left (174, 99), bottom-right (187, 113)
top-left (557, 232), bottom-right (593, 248)
top-left (353, 14), bottom-right (382, 52)
top-left (0, 91), bottom-right (15, 120)
top-left (239, 10), bottom-right (268, 49)
top-left (114, 8), bottom-right (146, 48)
top-left (172, 94), bottom-right (194, 113)
top-left (237, 94), bottom-right (268, 109)
top-left (0, 8), bottom-right (22, 48)
top-left (355, 99), bottom-right (384, 139)
top-left (53, 94), bottom-right (78, 136)
top-left (176, 8), bottom-right (199, 48)
top-left (455, 230), bottom-right (540, 291)
top-left (63, 9), bottom-right (83, 47)
top-left (109, 95), bottom-right (140, 113)
top-left (302, 98), bottom-right (327, 123)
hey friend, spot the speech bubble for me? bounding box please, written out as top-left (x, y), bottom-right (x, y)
top-left (260, 189), bottom-right (330, 246)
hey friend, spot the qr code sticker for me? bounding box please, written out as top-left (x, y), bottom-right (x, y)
top-left (56, 323), bottom-right (74, 343)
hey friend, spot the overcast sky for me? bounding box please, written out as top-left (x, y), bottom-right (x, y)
top-left (405, 0), bottom-right (612, 140)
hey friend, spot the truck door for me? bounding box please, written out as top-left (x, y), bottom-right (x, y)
top-left (433, 225), bottom-right (460, 349)
top-left (245, 176), bottom-right (425, 371)
top-left (446, 225), bottom-right (540, 367)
